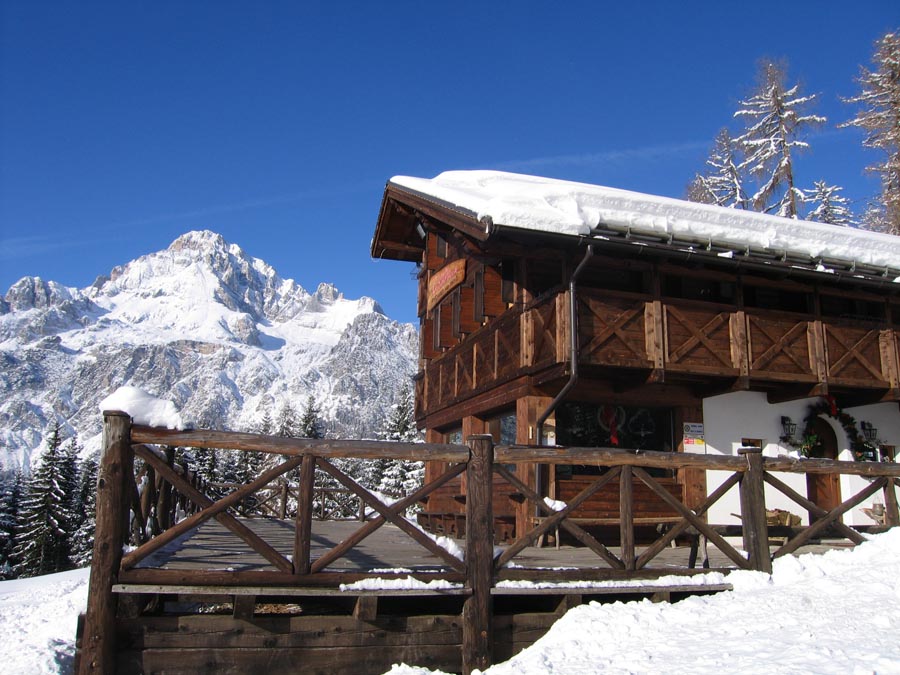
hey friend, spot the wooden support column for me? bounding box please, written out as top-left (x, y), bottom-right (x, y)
top-left (78, 411), bottom-right (133, 675)
top-left (738, 448), bottom-right (772, 573)
top-left (515, 396), bottom-right (552, 538)
top-left (884, 477), bottom-right (900, 528)
top-left (463, 435), bottom-right (494, 675)
top-left (619, 465), bottom-right (635, 570)
top-left (294, 454), bottom-right (316, 574)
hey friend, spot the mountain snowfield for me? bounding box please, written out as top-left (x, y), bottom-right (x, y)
top-left (0, 230), bottom-right (418, 469)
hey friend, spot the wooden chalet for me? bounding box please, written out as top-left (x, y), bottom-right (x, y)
top-left (372, 170), bottom-right (900, 539)
top-left (73, 171), bottom-right (900, 675)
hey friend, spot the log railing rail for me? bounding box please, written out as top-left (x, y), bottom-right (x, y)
top-left (79, 412), bottom-right (900, 674)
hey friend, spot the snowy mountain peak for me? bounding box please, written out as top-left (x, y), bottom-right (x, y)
top-left (4, 277), bottom-right (79, 312)
top-left (0, 231), bottom-right (418, 469)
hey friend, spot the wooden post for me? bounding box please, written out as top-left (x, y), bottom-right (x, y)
top-left (294, 455), bottom-right (315, 574)
top-left (78, 411), bottom-right (132, 674)
top-left (156, 446), bottom-right (176, 530)
top-left (738, 448), bottom-right (772, 573)
top-left (884, 477), bottom-right (900, 528)
top-left (620, 464), bottom-right (635, 570)
top-left (463, 435), bottom-right (494, 675)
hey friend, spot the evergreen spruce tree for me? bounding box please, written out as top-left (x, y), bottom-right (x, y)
top-left (377, 383), bottom-right (424, 499)
top-left (257, 409), bottom-right (274, 436)
top-left (276, 400), bottom-right (300, 438)
top-left (0, 471), bottom-right (24, 579)
top-left (841, 29), bottom-right (900, 234)
top-left (803, 181), bottom-right (856, 226)
top-left (14, 422), bottom-right (74, 577)
top-left (298, 395), bottom-right (324, 440)
top-left (734, 61), bottom-right (826, 217)
top-left (71, 453), bottom-right (99, 567)
top-left (61, 434), bottom-right (81, 525)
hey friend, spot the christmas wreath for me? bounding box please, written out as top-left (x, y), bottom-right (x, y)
top-left (780, 395), bottom-right (879, 460)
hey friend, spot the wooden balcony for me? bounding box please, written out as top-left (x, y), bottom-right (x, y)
top-left (417, 290), bottom-right (900, 418)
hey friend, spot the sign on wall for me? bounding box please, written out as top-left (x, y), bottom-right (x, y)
top-left (427, 259), bottom-right (467, 311)
top-left (683, 422), bottom-right (705, 449)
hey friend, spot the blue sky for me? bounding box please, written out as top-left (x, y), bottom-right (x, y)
top-left (1, 2), bottom-right (898, 324)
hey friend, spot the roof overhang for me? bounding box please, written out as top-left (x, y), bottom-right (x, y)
top-left (372, 171), bottom-right (900, 288)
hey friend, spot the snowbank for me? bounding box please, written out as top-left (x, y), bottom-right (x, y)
top-left (98, 385), bottom-right (184, 429)
top-left (387, 530), bottom-right (900, 675)
top-left (0, 567), bottom-right (90, 675)
top-left (4, 532), bottom-right (900, 674)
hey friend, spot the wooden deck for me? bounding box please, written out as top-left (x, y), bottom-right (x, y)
top-left (125, 517), bottom-right (849, 576)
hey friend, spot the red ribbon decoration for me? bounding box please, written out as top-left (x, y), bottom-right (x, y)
top-left (600, 406), bottom-right (619, 446)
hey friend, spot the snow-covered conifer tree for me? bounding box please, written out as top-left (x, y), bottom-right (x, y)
top-left (803, 181), bottom-right (856, 226)
top-left (376, 383), bottom-right (423, 498)
top-left (0, 471), bottom-right (24, 579)
top-left (735, 61), bottom-right (826, 218)
top-left (277, 400), bottom-right (300, 438)
top-left (70, 453), bottom-right (99, 567)
top-left (14, 423), bottom-right (74, 577)
top-left (298, 395), bottom-right (324, 440)
top-left (842, 30), bottom-right (900, 234)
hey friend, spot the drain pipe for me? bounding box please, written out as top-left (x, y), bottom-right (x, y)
top-left (536, 244), bottom-right (594, 446)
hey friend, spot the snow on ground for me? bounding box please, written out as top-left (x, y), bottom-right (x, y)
top-left (389, 530), bottom-right (900, 675)
top-left (4, 531), bottom-right (900, 674)
top-left (0, 567), bottom-right (89, 675)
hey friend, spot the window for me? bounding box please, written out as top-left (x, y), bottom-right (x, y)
top-left (556, 403), bottom-right (674, 477)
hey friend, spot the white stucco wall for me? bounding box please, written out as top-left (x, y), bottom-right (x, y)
top-left (693, 391), bottom-right (898, 528)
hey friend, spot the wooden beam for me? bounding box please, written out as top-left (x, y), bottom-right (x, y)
top-left (131, 426), bottom-right (469, 462)
top-left (766, 382), bottom-right (828, 404)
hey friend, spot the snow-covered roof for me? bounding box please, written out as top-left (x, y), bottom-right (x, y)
top-left (390, 170), bottom-right (900, 278)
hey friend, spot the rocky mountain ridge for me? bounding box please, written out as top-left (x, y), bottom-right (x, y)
top-left (0, 230), bottom-right (418, 469)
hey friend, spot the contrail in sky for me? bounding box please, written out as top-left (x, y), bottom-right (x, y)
top-left (488, 140), bottom-right (711, 172)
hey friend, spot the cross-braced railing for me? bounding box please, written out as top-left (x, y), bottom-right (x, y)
top-left (490, 444), bottom-right (900, 578)
top-left (78, 416), bottom-right (900, 675)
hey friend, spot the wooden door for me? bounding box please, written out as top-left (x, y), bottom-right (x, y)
top-left (806, 418), bottom-right (841, 522)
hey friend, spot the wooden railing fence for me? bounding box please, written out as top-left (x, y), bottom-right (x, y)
top-left (78, 412), bottom-right (900, 675)
top-left (419, 287), bottom-right (900, 415)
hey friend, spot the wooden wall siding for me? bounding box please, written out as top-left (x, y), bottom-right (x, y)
top-left (438, 298), bottom-right (456, 348)
top-left (746, 314), bottom-right (819, 382)
top-left (663, 305), bottom-right (736, 376)
top-left (824, 323), bottom-right (890, 387)
top-left (556, 476), bottom-right (683, 520)
top-left (577, 292), bottom-right (650, 368)
top-left (459, 285), bottom-right (481, 334)
top-left (483, 266), bottom-right (506, 318)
